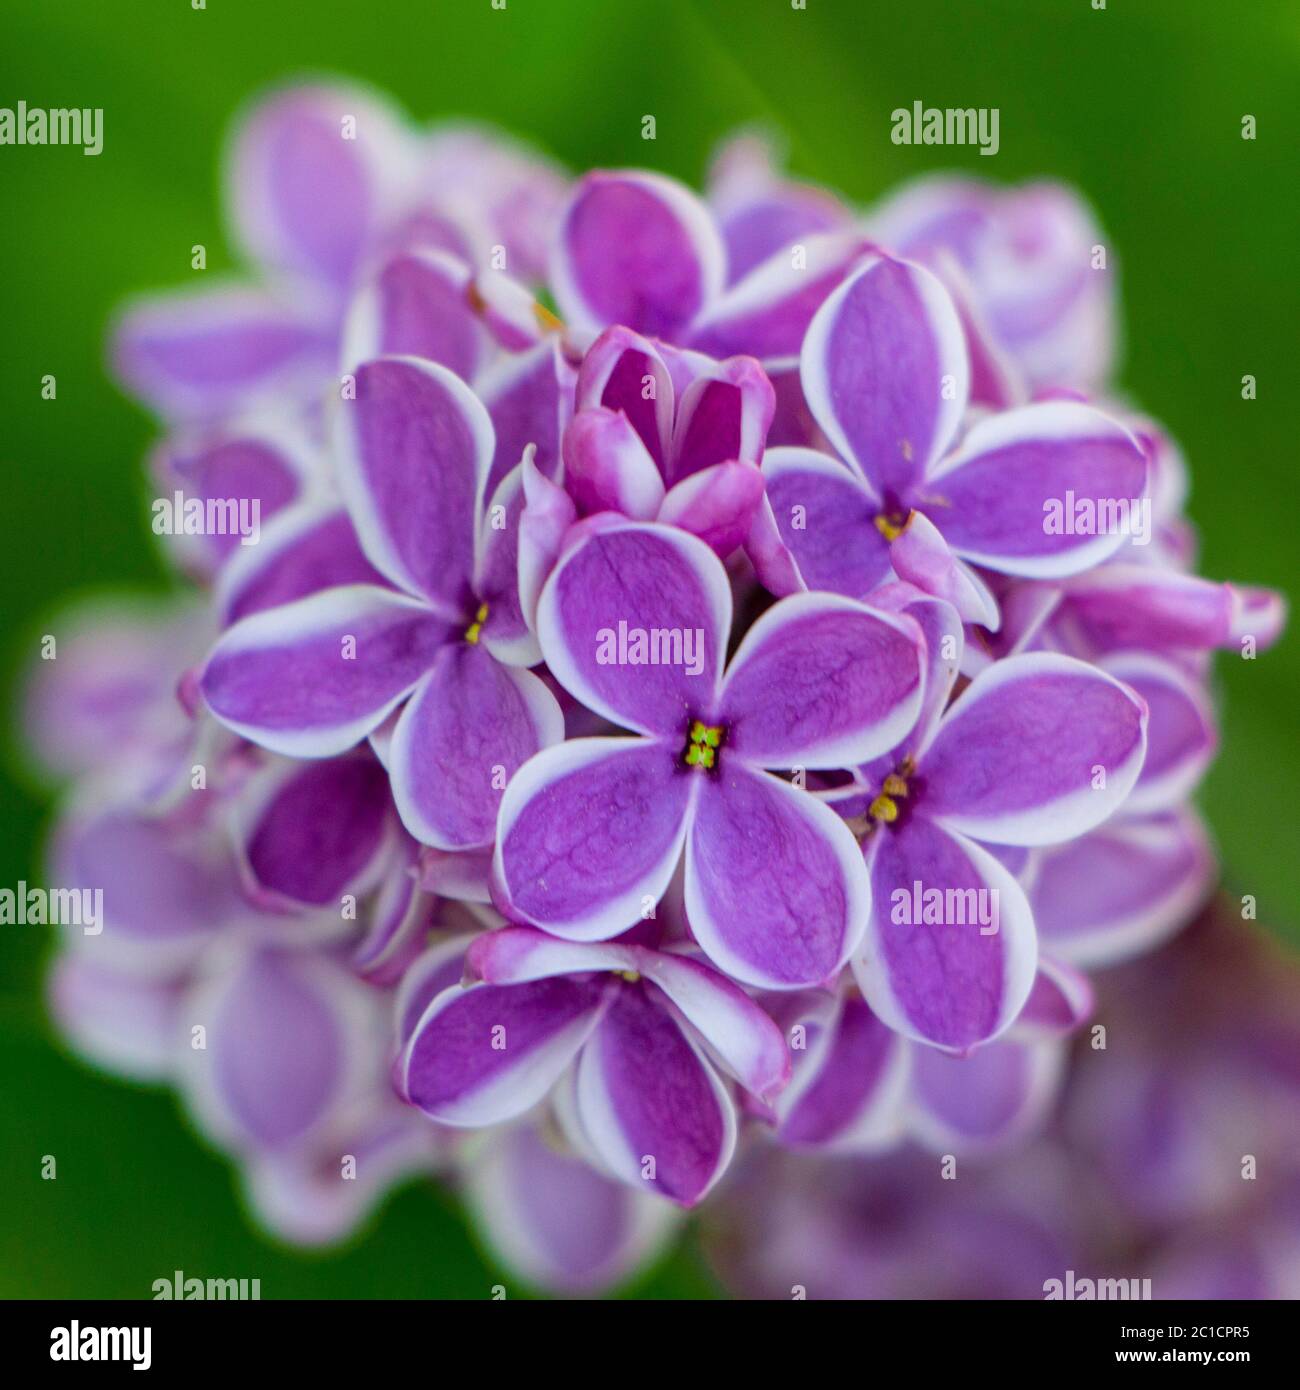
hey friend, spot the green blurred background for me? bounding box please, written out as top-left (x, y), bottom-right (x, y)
top-left (2, 0), bottom-right (1296, 1298)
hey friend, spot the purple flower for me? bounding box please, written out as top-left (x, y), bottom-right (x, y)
top-left (200, 357), bottom-right (564, 851)
top-left (767, 975), bottom-right (1082, 1155)
top-left (1051, 562), bottom-right (1287, 655)
top-left (825, 586), bottom-right (1147, 1050)
top-left (756, 254), bottom-right (1148, 626)
top-left (463, 1116), bottom-right (681, 1294)
top-left (112, 84), bottom-right (564, 424)
top-left (868, 174), bottom-right (1117, 394)
top-left (558, 325), bottom-right (774, 558)
top-left (1026, 650), bottom-right (1219, 967)
top-left (552, 169), bottom-right (871, 367)
top-left (706, 131), bottom-right (853, 285)
top-left (398, 926), bottom-right (790, 1206)
top-left (230, 750), bottom-right (400, 912)
top-left (493, 518), bottom-right (926, 989)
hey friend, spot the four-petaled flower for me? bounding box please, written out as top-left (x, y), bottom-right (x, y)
top-left (400, 926), bottom-right (791, 1206)
top-left (758, 254), bottom-right (1148, 628)
top-left (201, 357), bottom-right (563, 850)
top-left (493, 518), bottom-right (926, 990)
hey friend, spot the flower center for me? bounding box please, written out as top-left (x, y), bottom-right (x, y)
top-left (682, 718), bottom-right (724, 771)
top-left (464, 601), bottom-right (489, 645)
top-left (874, 509), bottom-right (912, 542)
top-left (868, 755), bottom-right (917, 826)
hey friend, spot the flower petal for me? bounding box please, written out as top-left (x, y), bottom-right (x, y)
top-left (464, 1120), bottom-right (680, 1294)
top-left (888, 510), bottom-right (1001, 628)
top-left (399, 976), bottom-right (610, 1126)
top-left (472, 462), bottom-right (540, 666)
top-left (775, 993), bottom-right (909, 1150)
top-left (758, 447), bottom-right (892, 598)
top-left (574, 326), bottom-right (676, 469)
top-left (244, 1102), bottom-right (437, 1249)
top-left (853, 815), bottom-right (1038, 1052)
top-left (1098, 653), bottom-right (1216, 814)
top-left (234, 752), bottom-right (394, 908)
top-left (334, 356), bottom-right (493, 606)
top-left (708, 132), bottom-right (852, 283)
top-left (562, 407), bottom-right (665, 520)
top-left (1060, 565), bottom-right (1286, 653)
top-left (689, 230), bottom-right (873, 361)
top-left (50, 807), bottom-right (235, 978)
top-left (478, 337), bottom-right (575, 495)
top-left (494, 737), bottom-right (693, 940)
top-left (656, 461), bottom-right (765, 559)
top-left (536, 521), bottom-right (729, 736)
top-left (227, 82), bottom-right (416, 293)
top-left (1013, 956), bottom-right (1095, 1037)
top-left (573, 983), bottom-right (736, 1206)
top-left (389, 644), bottom-right (562, 850)
top-left (922, 401), bottom-right (1148, 577)
top-left (517, 446), bottom-right (577, 634)
top-left (866, 582), bottom-right (965, 760)
top-left (201, 584), bottom-right (452, 757)
top-left (111, 284), bottom-right (334, 422)
top-left (800, 255), bottom-right (968, 497)
top-left (182, 948), bottom-right (372, 1151)
top-left (469, 928), bottom-right (789, 1101)
top-left (720, 593), bottom-right (924, 768)
top-left (668, 354), bottom-right (774, 482)
top-left (1029, 809), bottom-right (1214, 968)
top-left (922, 652), bottom-right (1148, 845)
top-left (686, 763), bottom-right (870, 989)
top-left (48, 955), bottom-right (181, 1082)
top-left (393, 933), bottom-right (478, 1047)
top-left (155, 424), bottom-right (310, 571)
top-left (551, 171), bottom-right (725, 339)
top-left (341, 250), bottom-right (486, 380)
top-left (215, 503), bottom-right (390, 626)
top-left (908, 1035), bottom-right (1064, 1150)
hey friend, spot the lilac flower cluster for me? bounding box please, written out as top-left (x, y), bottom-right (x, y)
top-left (708, 903), bottom-right (1300, 1300)
top-left (28, 84), bottom-right (1285, 1294)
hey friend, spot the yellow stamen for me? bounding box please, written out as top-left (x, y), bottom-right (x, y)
top-left (883, 773), bottom-right (909, 798)
top-left (869, 793), bottom-right (899, 824)
top-left (616, 969), bottom-right (641, 983)
top-left (874, 513), bottom-right (906, 542)
top-left (534, 301), bottom-right (564, 334)
top-left (684, 720), bottom-right (725, 771)
top-left (464, 601), bottom-right (489, 645)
